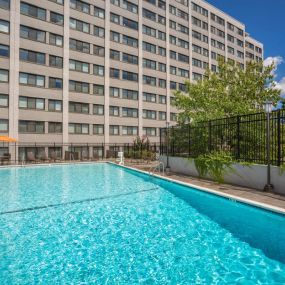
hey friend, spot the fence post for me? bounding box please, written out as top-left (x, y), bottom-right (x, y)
top-left (14, 142), bottom-right (16, 164)
top-left (208, 121), bottom-right (212, 152)
top-left (236, 115), bottom-right (240, 160)
top-left (188, 124), bottom-right (191, 157)
top-left (277, 110), bottom-right (281, 166)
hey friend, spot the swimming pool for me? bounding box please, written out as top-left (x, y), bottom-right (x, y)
top-left (0, 163), bottom-right (285, 284)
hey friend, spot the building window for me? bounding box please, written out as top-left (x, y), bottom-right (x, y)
top-left (143, 92), bottom-right (156, 103)
top-left (143, 109), bottom-right (156, 120)
top-left (0, 44), bottom-right (9, 57)
top-left (159, 79), bottom-right (166, 88)
top-left (159, 111), bottom-right (166, 120)
top-left (110, 49), bottom-right (120, 60)
top-left (69, 101), bottom-right (89, 114)
top-left (110, 31), bottom-right (120, 42)
top-left (110, 68), bottom-right (120, 79)
top-left (20, 25), bottom-right (45, 42)
top-left (122, 107), bottom-right (138, 118)
top-left (69, 59), bottom-right (89, 73)
top-left (94, 45), bottom-right (105, 57)
top-left (19, 96), bottom-right (44, 110)
top-left (122, 35), bottom-right (138, 48)
top-left (122, 0), bottom-right (138, 14)
top-left (110, 87), bottom-right (120, 98)
top-left (158, 46), bottom-right (166, 56)
top-left (69, 123), bottom-right (89, 134)
top-left (93, 65), bottom-right (104, 76)
top-left (122, 17), bottom-right (138, 30)
top-left (50, 12), bottom-right (64, 25)
top-left (19, 120), bottom-right (45, 133)
top-left (49, 55), bottom-right (63, 68)
top-left (159, 95), bottom-right (166, 104)
top-left (143, 25), bottom-right (156, 37)
top-left (93, 104), bottom-right (104, 115)
top-left (93, 124), bottom-right (104, 135)
top-left (192, 72), bottom-right (202, 81)
top-left (20, 2), bottom-right (46, 21)
top-left (70, 0), bottom-right (90, 14)
top-left (20, 49), bottom-right (45, 65)
top-left (0, 94), bottom-right (8, 107)
top-left (0, 119), bottom-right (8, 132)
top-left (0, 0), bottom-right (10, 10)
top-left (158, 62), bottom-right (166, 72)
top-left (49, 77), bottom-right (63, 89)
top-left (143, 41), bottom-right (156, 53)
top-left (94, 6), bottom-right (105, 18)
top-left (50, 0), bottom-right (64, 4)
top-left (122, 71), bottom-right (138, 81)
top-left (122, 126), bottom-right (138, 135)
top-left (19, 72), bottom-right (45, 87)
top-left (70, 38), bottom-right (90, 53)
top-left (93, 84), bottom-right (104, 95)
top-left (122, 89), bottom-right (138, 100)
top-left (48, 122), bottom-right (62, 133)
top-left (0, 69), bottom-right (9, 82)
top-left (110, 106), bottom-right (119, 116)
top-left (70, 18), bottom-right (90, 33)
top-left (49, 33), bottom-right (63, 46)
top-left (170, 113), bottom-right (177, 121)
top-left (48, 100), bottom-right (62, 112)
top-left (110, 12), bottom-right (120, 24)
top-left (143, 8), bottom-right (156, 21)
top-left (110, 125), bottom-right (119, 135)
top-left (143, 75), bottom-right (156, 86)
top-left (94, 25), bottom-right (105, 38)
top-left (122, 53), bottom-right (138, 65)
top-left (69, 80), bottom-right (89, 93)
top-left (143, 127), bottom-right (156, 136)
top-left (111, 0), bottom-right (120, 6)
top-left (170, 81), bottom-right (177, 90)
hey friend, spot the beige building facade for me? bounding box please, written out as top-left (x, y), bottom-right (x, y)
top-left (0, 0), bottom-right (263, 158)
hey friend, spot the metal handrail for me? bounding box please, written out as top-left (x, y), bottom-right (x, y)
top-left (149, 161), bottom-right (165, 176)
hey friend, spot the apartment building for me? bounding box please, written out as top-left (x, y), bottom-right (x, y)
top-left (0, 0), bottom-right (263, 159)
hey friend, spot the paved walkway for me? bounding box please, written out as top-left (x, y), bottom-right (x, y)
top-left (128, 162), bottom-right (285, 213)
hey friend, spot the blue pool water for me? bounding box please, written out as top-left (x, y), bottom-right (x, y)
top-left (0, 163), bottom-right (285, 284)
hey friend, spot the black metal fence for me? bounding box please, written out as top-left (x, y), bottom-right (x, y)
top-left (160, 109), bottom-right (285, 166)
top-left (0, 142), bottom-right (160, 165)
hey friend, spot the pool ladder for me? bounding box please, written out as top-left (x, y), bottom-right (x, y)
top-left (148, 162), bottom-right (165, 177)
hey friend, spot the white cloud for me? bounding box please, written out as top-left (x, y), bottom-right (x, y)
top-left (264, 56), bottom-right (283, 77)
top-left (264, 56), bottom-right (283, 67)
top-left (264, 56), bottom-right (285, 96)
top-left (276, 77), bottom-right (285, 97)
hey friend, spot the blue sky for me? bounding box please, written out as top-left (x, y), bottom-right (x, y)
top-left (207, 0), bottom-right (285, 94)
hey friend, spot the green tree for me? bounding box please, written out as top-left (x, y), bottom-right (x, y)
top-left (173, 60), bottom-right (281, 123)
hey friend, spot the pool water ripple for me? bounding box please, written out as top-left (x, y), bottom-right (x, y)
top-left (0, 163), bottom-right (285, 284)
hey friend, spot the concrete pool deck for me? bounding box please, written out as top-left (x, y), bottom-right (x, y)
top-left (127, 162), bottom-right (285, 214)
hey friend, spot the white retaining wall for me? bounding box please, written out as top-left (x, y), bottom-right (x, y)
top-left (160, 156), bottom-right (285, 195)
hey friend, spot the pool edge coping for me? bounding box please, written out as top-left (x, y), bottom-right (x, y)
top-left (112, 162), bottom-right (285, 216)
top-left (0, 161), bottom-right (107, 169)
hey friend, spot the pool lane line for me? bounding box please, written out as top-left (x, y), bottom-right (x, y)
top-left (0, 187), bottom-right (160, 216)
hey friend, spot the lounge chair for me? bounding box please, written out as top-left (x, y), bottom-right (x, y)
top-left (39, 151), bottom-right (50, 162)
top-left (93, 153), bottom-right (100, 160)
top-left (0, 153), bottom-right (11, 165)
top-left (50, 150), bottom-right (62, 162)
top-left (106, 150), bottom-right (116, 159)
top-left (27, 152), bottom-right (39, 163)
top-left (81, 150), bottom-right (89, 161)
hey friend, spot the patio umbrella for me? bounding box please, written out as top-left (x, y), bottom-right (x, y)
top-left (0, 136), bottom-right (17, 143)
